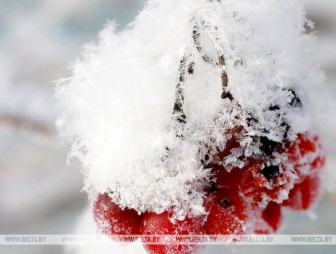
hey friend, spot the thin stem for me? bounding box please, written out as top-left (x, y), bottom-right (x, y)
top-left (192, 21), bottom-right (234, 101)
top-left (0, 113), bottom-right (55, 136)
top-left (218, 54), bottom-right (233, 101)
top-left (192, 24), bottom-right (217, 67)
top-left (173, 56), bottom-right (194, 124)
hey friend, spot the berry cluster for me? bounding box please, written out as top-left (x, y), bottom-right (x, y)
top-left (92, 13), bottom-right (325, 254)
top-left (200, 75), bottom-right (325, 236)
top-left (93, 193), bottom-right (204, 254)
top-left (92, 49), bottom-right (325, 254)
top-left (93, 131), bottom-right (324, 254)
top-left (204, 130), bottom-right (325, 236)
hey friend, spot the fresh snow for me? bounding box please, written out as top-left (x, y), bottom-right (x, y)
top-left (57, 0), bottom-right (329, 219)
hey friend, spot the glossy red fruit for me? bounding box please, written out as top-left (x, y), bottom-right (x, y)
top-left (282, 175), bottom-right (321, 210)
top-left (204, 159), bottom-right (245, 196)
top-left (141, 212), bottom-right (205, 254)
top-left (93, 193), bottom-right (142, 241)
top-left (216, 167), bottom-right (244, 191)
top-left (254, 202), bottom-right (282, 234)
top-left (286, 133), bottom-right (325, 181)
top-left (288, 133), bottom-right (320, 158)
top-left (240, 160), bottom-right (293, 204)
top-left (204, 190), bottom-right (251, 235)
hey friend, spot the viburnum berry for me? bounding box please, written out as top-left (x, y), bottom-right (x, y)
top-left (282, 175), bottom-right (321, 210)
top-left (204, 190), bottom-right (252, 235)
top-left (203, 127), bottom-right (247, 196)
top-left (240, 160), bottom-right (293, 204)
top-left (207, 126), bottom-right (247, 168)
top-left (288, 133), bottom-right (322, 159)
top-left (286, 133), bottom-right (325, 181)
top-left (140, 211), bottom-right (205, 254)
top-left (93, 193), bottom-right (142, 241)
top-left (254, 202), bottom-right (283, 234)
top-left (215, 166), bottom-right (244, 192)
top-left (279, 133), bottom-right (324, 210)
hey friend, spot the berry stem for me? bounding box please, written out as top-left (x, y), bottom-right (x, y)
top-left (192, 23), bottom-right (218, 67)
top-left (218, 54), bottom-right (234, 101)
top-left (192, 18), bottom-right (233, 101)
top-left (171, 54), bottom-right (194, 140)
top-left (173, 56), bottom-right (188, 124)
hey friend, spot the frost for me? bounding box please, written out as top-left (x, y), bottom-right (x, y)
top-left (56, 0), bottom-right (327, 217)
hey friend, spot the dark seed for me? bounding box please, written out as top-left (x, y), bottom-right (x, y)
top-left (207, 181), bottom-right (217, 193)
top-left (262, 165), bottom-right (280, 180)
top-left (220, 198), bottom-right (231, 208)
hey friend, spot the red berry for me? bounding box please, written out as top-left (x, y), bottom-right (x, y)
top-left (282, 175), bottom-right (321, 210)
top-left (204, 157), bottom-right (245, 196)
top-left (254, 202), bottom-right (282, 234)
top-left (216, 166), bottom-right (244, 192)
top-left (240, 160), bottom-right (293, 204)
top-left (141, 212), bottom-right (204, 254)
top-left (208, 126), bottom-right (246, 167)
top-left (286, 133), bottom-right (325, 182)
top-left (93, 193), bottom-right (142, 241)
top-left (204, 190), bottom-right (252, 235)
top-left (290, 133), bottom-right (320, 157)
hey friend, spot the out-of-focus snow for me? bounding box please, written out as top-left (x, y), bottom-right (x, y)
top-left (0, 0), bottom-right (145, 127)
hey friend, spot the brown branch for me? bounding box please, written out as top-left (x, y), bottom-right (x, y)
top-left (0, 113), bottom-right (55, 136)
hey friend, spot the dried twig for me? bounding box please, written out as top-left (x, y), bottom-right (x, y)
top-left (0, 113), bottom-right (55, 136)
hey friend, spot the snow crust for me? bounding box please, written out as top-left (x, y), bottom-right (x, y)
top-left (56, 0), bottom-right (326, 218)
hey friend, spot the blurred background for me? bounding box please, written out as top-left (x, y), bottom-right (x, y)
top-left (0, 0), bottom-right (335, 254)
